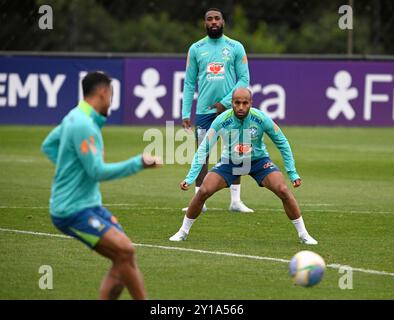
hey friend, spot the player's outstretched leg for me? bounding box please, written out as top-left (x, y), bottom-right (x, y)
top-left (229, 177), bottom-right (254, 213)
top-left (170, 172), bottom-right (227, 241)
top-left (95, 228), bottom-right (147, 299)
top-left (261, 172), bottom-right (318, 245)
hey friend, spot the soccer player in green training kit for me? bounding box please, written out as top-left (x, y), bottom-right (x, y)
top-left (42, 72), bottom-right (161, 300)
top-left (181, 8), bottom-right (253, 213)
top-left (170, 87), bottom-right (318, 245)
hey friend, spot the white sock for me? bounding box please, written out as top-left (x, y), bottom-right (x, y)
top-left (180, 216), bottom-right (195, 234)
top-left (292, 216), bottom-right (308, 236)
top-left (230, 184), bottom-right (241, 203)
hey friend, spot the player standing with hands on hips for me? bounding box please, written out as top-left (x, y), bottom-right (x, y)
top-left (181, 8), bottom-right (253, 213)
top-left (42, 71), bottom-right (162, 300)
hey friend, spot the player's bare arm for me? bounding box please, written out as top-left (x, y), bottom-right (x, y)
top-left (208, 102), bottom-right (226, 115)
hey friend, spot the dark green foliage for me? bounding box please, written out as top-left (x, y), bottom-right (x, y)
top-left (0, 1), bottom-right (393, 58)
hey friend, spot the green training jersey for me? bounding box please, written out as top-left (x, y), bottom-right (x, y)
top-left (184, 108), bottom-right (300, 185)
top-left (41, 101), bottom-right (144, 218)
top-left (182, 35), bottom-right (250, 119)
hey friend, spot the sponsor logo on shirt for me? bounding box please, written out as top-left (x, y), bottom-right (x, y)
top-left (234, 144), bottom-right (253, 155)
top-left (206, 62), bottom-right (225, 81)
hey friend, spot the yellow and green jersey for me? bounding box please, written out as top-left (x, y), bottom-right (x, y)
top-left (182, 35), bottom-right (250, 119)
top-left (41, 101), bottom-right (144, 218)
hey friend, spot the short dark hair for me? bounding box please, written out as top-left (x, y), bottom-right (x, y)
top-left (232, 87), bottom-right (252, 100)
top-left (204, 8), bottom-right (224, 19)
top-left (82, 71), bottom-right (111, 97)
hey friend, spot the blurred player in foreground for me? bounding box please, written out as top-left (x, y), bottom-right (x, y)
top-left (181, 8), bottom-right (253, 213)
top-left (42, 71), bottom-right (161, 300)
top-left (170, 87), bottom-right (318, 245)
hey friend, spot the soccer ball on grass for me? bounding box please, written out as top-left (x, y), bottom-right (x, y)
top-left (289, 250), bottom-right (326, 287)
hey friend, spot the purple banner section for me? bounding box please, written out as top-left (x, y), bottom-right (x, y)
top-left (249, 59), bottom-right (394, 126)
top-left (124, 58), bottom-right (187, 125)
top-left (1, 55), bottom-right (394, 126)
top-left (124, 58), bottom-right (394, 126)
top-left (0, 56), bottom-right (124, 125)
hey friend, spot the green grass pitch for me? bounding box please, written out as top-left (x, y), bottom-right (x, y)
top-left (0, 125), bottom-right (393, 299)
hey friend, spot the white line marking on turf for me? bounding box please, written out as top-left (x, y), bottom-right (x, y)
top-left (0, 155), bottom-right (42, 163)
top-left (0, 159), bottom-right (36, 163)
top-left (0, 227), bottom-right (393, 278)
top-left (0, 205), bottom-right (393, 215)
top-left (0, 206), bottom-right (49, 209)
top-left (0, 228), bottom-right (70, 239)
top-left (103, 204), bottom-right (394, 215)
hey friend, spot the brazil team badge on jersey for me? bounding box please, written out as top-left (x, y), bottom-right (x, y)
top-left (222, 47), bottom-right (231, 60)
top-left (249, 126), bottom-right (259, 139)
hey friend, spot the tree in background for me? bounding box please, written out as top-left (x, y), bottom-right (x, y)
top-left (0, 0), bottom-right (392, 55)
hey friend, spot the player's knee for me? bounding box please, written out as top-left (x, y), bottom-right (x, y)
top-left (197, 186), bottom-right (213, 200)
top-left (115, 240), bottom-right (136, 263)
top-left (276, 184), bottom-right (291, 200)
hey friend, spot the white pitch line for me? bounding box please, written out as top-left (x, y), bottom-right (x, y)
top-left (0, 227), bottom-right (393, 278)
top-left (106, 206), bottom-right (394, 215)
top-left (0, 158), bottom-right (37, 163)
top-left (0, 205), bottom-right (393, 215)
top-left (0, 228), bottom-right (70, 239)
top-left (0, 206), bottom-right (49, 209)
